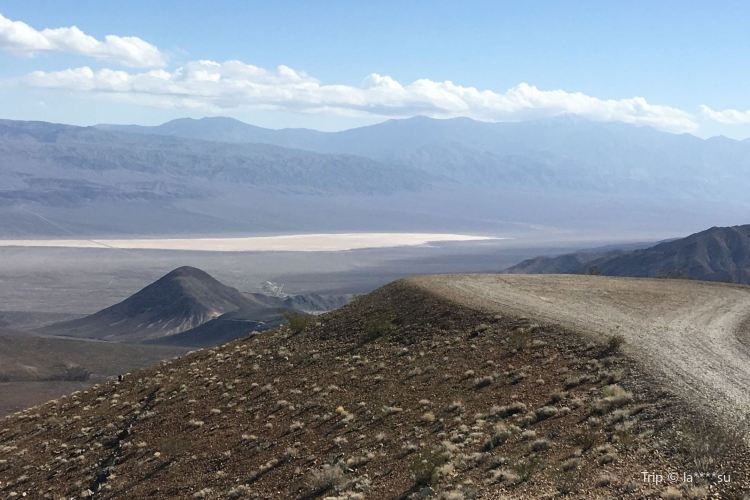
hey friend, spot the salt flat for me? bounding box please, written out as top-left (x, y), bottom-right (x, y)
top-left (0, 233), bottom-right (496, 252)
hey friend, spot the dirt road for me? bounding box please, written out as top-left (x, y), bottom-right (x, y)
top-left (411, 274), bottom-right (750, 429)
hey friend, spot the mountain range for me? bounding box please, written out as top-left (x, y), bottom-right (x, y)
top-left (506, 224), bottom-right (750, 284)
top-left (2, 116), bottom-right (749, 236)
top-left (100, 115), bottom-right (750, 198)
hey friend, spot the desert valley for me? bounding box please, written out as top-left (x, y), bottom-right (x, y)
top-left (1, 3), bottom-right (750, 499)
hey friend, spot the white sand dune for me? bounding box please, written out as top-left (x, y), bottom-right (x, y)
top-left (0, 233), bottom-right (497, 252)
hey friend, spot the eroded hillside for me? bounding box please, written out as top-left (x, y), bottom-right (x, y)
top-left (0, 281), bottom-right (746, 499)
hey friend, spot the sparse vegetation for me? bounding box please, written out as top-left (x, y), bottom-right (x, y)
top-left (0, 280), bottom-right (745, 499)
top-left (515, 455), bottom-right (543, 483)
top-left (283, 310), bottom-right (315, 334)
top-left (508, 328), bottom-right (532, 351)
top-left (358, 316), bottom-right (395, 345)
top-left (675, 418), bottom-right (744, 471)
top-left (602, 333), bottom-right (625, 355)
top-left (411, 448), bottom-right (449, 487)
top-left (473, 375), bottom-right (494, 389)
top-left (308, 463), bottom-right (346, 495)
top-left (482, 423), bottom-right (513, 451)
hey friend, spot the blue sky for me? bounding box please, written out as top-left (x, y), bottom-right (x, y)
top-left (1, 0), bottom-right (749, 137)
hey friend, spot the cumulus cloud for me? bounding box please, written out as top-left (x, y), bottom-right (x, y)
top-left (23, 59), bottom-right (697, 132)
top-left (699, 105), bottom-right (750, 125)
top-left (0, 12), bottom-right (165, 67)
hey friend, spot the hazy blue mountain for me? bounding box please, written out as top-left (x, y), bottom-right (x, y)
top-left (3, 116), bottom-right (750, 236)
top-left (98, 115), bottom-right (750, 199)
top-left (0, 119), bottom-right (428, 199)
top-left (0, 119), bottom-right (441, 235)
top-left (506, 224), bottom-right (750, 284)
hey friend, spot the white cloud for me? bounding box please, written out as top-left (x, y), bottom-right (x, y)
top-left (22, 59), bottom-right (697, 132)
top-left (700, 105), bottom-right (750, 125)
top-left (0, 12), bottom-right (165, 68)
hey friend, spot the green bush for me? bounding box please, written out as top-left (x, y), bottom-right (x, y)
top-left (283, 311), bottom-right (314, 334)
top-left (358, 316), bottom-right (394, 345)
top-left (411, 448), bottom-right (449, 487)
top-left (508, 328), bottom-right (531, 351)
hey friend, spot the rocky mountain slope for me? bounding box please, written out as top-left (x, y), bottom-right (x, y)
top-left (40, 266), bottom-right (289, 342)
top-left (1, 279), bottom-right (744, 498)
top-left (506, 224), bottom-right (750, 284)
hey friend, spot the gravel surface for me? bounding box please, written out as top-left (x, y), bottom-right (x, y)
top-left (411, 274), bottom-right (750, 432)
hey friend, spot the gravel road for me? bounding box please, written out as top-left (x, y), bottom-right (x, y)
top-left (411, 274), bottom-right (750, 430)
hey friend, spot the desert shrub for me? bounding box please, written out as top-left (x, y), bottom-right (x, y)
top-left (308, 463), bottom-right (346, 495)
top-left (573, 429), bottom-right (597, 451)
top-left (520, 429), bottom-right (536, 441)
top-left (446, 401), bottom-right (464, 413)
top-left (661, 486), bottom-right (682, 499)
top-left (529, 438), bottom-right (550, 452)
top-left (284, 311), bottom-right (315, 334)
top-left (490, 402), bottom-right (527, 419)
top-left (556, 469), bottom-right (580, 495)
top-left (612, 420), bottom-right (636, 447)
top-left (411, 448), bottom-right (449, 487)
top-left (594, 473), bottom-right (613, 487)
top-left (421, 411), bottom-right (436, 423)
top-left (482, 424), bottom-right (513, 451)
top-left (358, 316), bottom-right (395, 345)
top-left (515, 455), bottom-right (543, 483)
top-left (592, 385), bottom-right (632, 414)
top-left (473, 375), bottom-right (494, 389)
top-left (602, 334), bottom-right (625, 355)
top-left (560, 457), bottom-right (581, 471)
top-left (676, 419), bottom-right (743, 471)
top-left (489, 469), bottom-right (520, 484)
top-left (508, 328), bottom-right (532, 351)
top-left (547, 391), bottom-right (565, 404)
top-left (563, 374), bottom-right (590, 389)
top-left (534, 406), bottom-right (558, 422)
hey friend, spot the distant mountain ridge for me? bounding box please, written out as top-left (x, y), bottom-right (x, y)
top-left (506, 224), bottom-right (750, 284)
top-left (41, 266), bottom-right (282, 342)
top-left (0, 118), bottom-right (426, 197)
top-left (98, 115), bottom-right (750, 198)
top-left (3, 115), bottom-right (750, 236)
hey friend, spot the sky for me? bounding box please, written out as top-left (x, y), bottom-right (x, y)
top-left (1, 0), bottom-right (749, 138)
